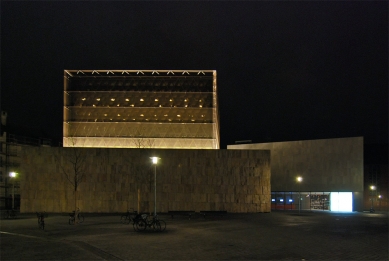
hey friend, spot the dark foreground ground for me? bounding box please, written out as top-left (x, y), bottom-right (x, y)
top-left (0, 210), bottom-right (388, 260)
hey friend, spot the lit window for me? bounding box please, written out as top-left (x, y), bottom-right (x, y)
top-left (82, 98), bottom-right (86, 101)
top-left (201, 115), bottom-right (205, 117)
top-left (104, 114), bottom-right (107, 116)
top-left (199, 105), bottom-right (203, 108)
top-left (133, 119), bottom-right (136, 121)
top-left (117, 114), bottom-right (121, 116)
top-left (131, 104), bottom-right (134, 107)
top-left (154, 115), bottom-right (157, 117)
top-left (111, 98), bottom-right (115, 101)
top-left (177, 115), bottom-right (181, 117)
top-left (191, 119), bottom-right (195, 122)
top-left (140, 114), bottom-right (144, 117)
top-left (159, 105), bottom-right (162, 107)
top-left (96, 98), bottom-right (100, 101)
top-left (168, 119), bottom-right (172, 121)
top-left (93, 104), bottom-right (96, 107)
top-left (155, 99), bottom-right (159, 102)
top-left (199, 99), bottom-right (202, 102)
top-left (125, 98), bottom-right (129, 101)
top-left (140, 98), bottom-right (144, 101)
top-left (117, 104), bottom-right (120, 107)
top-left (184, 99), bottom-right (188, 102)
top-left (170, 99), bottom-right (173, 102)
top-left (164, 114), bottom-right (168, 116)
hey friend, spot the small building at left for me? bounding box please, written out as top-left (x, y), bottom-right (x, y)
top-left (0, 110), bottom-right (52, 210)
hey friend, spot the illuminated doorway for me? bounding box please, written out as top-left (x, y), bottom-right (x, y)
top-left (271, 191), bottom-right (353, 212)
top-left (330, 192), bottom-right (353, 212)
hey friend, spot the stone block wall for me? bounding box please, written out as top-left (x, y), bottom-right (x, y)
top-left (19, 148), bottom-right (270, 213)
top-left (228, 137), bottom-right (364, 211)
top-left (228, 137), bottom-right (363, 192)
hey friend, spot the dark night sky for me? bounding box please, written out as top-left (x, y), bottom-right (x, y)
top-left (1, 1), bottom-right (388, 149)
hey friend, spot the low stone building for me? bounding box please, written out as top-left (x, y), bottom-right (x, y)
top-left (19, 147), bottom-right (270, 213)
top-left (228, 137), bottom-right (364, 212)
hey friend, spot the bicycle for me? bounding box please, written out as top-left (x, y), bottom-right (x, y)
top-left (121, 209), bottom-right (138, 224)
top-left (36, 212), bottom-right (46, 230)
top-left (134, 214), bottom-right (166, 232)
top-left (6, 209), bottom-right (17, 219)
top-left (69, 208), bottom-right (84, 225)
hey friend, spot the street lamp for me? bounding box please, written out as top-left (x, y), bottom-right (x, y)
top-left (297, 176), bottom-right (303, 214)
top-left (150, 157), bottom-right (160, 217)
top-left (9, 172), bottom-right (18, 210)
top-left (370, 185), bottom-right (376, 213)
top-left (378, 195), bottom-right (382, 211)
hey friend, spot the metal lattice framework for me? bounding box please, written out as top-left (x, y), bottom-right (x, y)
top-left (63, 70), bottom-right (219, 149)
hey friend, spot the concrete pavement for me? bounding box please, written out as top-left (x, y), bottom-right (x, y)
top-left (0, 211), bottom-right (388, 260)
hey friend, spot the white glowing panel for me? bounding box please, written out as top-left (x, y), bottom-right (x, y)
top-left (330, 192), bottom-right (352, 212)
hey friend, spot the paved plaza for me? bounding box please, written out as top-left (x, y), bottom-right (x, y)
top-left (0, 210), bottom-right (388, 260)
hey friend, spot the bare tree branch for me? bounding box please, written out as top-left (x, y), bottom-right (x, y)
top-left (55, 138), bottom-right (88, 192)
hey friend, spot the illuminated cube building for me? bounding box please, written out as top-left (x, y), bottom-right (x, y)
top-left (63, 70), bottom-right (219, 149)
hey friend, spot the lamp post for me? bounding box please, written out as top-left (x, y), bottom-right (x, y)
top-left (9, 172), bottom-right (17, 210)
top-left (370, 185), bottom-right (376, 213)
top-left (150, 157), bottom-right (160, 217)
top-left (297, 176), bottom-right (303, 214)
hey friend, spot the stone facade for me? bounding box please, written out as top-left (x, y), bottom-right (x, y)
top-left (228, 137), bottom-right (364, 211)
top-left (19, 148), bottom-right (270, 213)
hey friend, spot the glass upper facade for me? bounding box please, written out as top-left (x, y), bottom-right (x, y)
top-left (63, 70), bottom-right (219, 149)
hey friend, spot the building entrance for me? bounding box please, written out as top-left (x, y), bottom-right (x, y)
top-left (271, 192), bottom-right (331, 211)
top-left (271, 191), bottom-right (353, 212)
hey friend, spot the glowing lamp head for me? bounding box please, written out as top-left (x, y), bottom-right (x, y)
top-left (9, 172), bottom-right (17, 178)
top-left (297, 176), bottom-right (303, 182)
top-left (378, 195), bottom-right (382, 199)
top-left (370, 185), bottom-right (376, 190)
top-left (150, 157), bottom-right (159, 165)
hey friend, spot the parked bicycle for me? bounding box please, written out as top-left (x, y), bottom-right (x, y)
top-left (69, 208), bottom-right (84, 225)
top-left (6, 209), bottom-right (17, 219)
top-left (36, 212), bottom-right (46, 230)
top-left (133, 214), bottom-right (166, 232)
top-left (121, 209), bottom-right (138, 224)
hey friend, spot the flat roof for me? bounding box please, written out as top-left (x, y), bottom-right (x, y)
top-left (64, 70), bottom-right (216, 77)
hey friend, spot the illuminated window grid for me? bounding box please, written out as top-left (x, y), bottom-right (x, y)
top-left (64, 70), bottom-right (219, 149)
